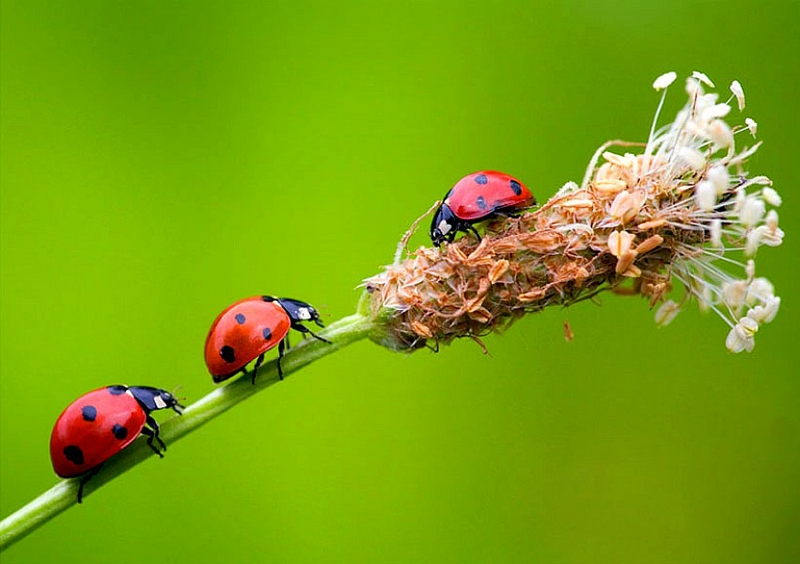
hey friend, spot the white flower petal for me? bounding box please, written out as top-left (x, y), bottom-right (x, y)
top-left (746, 277), bottom-right (775, 305)
top-left (761, 226), bottom-right (784, 247)
top-left (746, 296), bottom-right (780, 324)
top-left (726, 317), bottom-right (758, 353)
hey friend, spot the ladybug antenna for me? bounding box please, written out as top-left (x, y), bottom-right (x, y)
top-left (394, 199), bottom-right (441, 265)
top-left (171, 385), bottom-right (187, 403)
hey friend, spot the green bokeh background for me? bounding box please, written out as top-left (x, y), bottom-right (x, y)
top-left (2, 1), bottom-right (798, 563)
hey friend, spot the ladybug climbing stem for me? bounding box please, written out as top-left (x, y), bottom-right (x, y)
top-left (0, 312), bottom-right (376, 551)
top-left (205, 295), bottom-right (332, 385)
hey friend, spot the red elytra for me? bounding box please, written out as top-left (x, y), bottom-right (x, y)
top-left (204, 295), bottom-right (329, 384)
top-left (50, 385), bottom-right (183, 501)
top-left (447, 171), bottom-right (534, 220)
top-left (51, 387), bottom-right (144, 478)
top-left (430, 170), bottom-right (535, 246)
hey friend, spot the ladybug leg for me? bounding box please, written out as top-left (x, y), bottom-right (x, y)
top-left (140, 417), bottom-right (166, 457)
top-left (251, 353), bottom-right (265, 385)
top-left (465, 223), bottom-right (482, 242)
top-left (77, 465), bottom-right (103, 503)
top-left (291, 322), bottom-right (332, 344)
top-left (277, 339), bottom-right (286, 380)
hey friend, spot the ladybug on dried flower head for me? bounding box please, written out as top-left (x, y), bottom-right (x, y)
top-left (204, 295), bottom-right (330, 384)
top-left (430, 170), bottom-right (535, 246)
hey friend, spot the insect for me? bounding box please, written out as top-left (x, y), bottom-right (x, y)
top-left (430, 170), bottom-right (535, 246)
top-left (204, 295), bottom-right (330, 384)
top-left (50, 385), bottom-right (184, 502)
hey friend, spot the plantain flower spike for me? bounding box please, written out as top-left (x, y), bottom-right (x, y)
top-left (365, 72), bottom-right (783, 354)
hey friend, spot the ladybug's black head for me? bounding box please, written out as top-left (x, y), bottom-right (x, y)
top-left (275, 297), bottom-right (325, 328)
top-left (430, 203), bottom-right (457, 247)
top-left (129, 386), bottom-right (185, 415)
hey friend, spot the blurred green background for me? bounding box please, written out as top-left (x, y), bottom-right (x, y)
top-left (2, 1), bottom-right (798, 562)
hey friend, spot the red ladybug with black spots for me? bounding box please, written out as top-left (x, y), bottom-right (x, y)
top-left (430, 170), bottom-right (535, 246)
top-left (50, 385), bottom-right (184, 502)
top-left (204, 295), bottom-right (330, 384)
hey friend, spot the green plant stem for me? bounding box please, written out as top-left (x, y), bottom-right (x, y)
top-left (0, 312), bottom-right (376, 552)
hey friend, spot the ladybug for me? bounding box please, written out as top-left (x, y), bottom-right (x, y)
top-left (50, 385), bottom-right (184, 502)
top-left (430, 170), bottom-right (535, 246)
top-left (204, 295), bottom-right (331, 384)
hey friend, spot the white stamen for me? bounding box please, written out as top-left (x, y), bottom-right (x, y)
top-left (653, 71), bottom-right (677, 90)
top-left (710, 219), bottom-right (722, 248)
top-left (745, 259), bottom-right (756, 281)
top-left (708, 119), bottom-right (734, 149)
top-left (678, 146), bottom-right (707, 170)
top-left (695, 181), bottom-right (717, 212)
top-left (692, 71), bottom-right (715, 88)
top-left (745, 118), bottom-right (758, 136)
top-left (702, 103), bottom-right (731, 121)
top-left (739, 197), bottom-right (765, 227)
top-left (707, 165), bottom-right (730, 195)
top-left (722, 280), bottom-right (748, 310)
top-left (730, 80), bottom-right (746, 111)
top-left (762, 187), bottom-right (782, 207)
top-left (654, 300), bottom-right (681, 326)
top-left (766, 209), bottom-right (779, 231)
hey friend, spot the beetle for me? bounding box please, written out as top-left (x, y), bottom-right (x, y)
top-left (204, 295), bottom-right (330, 384)
top-left (50, 385), bottom-right (184, 502)
top-left (430, 170), bottom-right (535, 246)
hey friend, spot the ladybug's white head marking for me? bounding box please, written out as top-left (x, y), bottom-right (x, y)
top-left (154, 395), bottom-right (167, 409)
top-left (296, 307), bottom-right (312, 320)
top-left (437, 219), bottom-right (452, 235)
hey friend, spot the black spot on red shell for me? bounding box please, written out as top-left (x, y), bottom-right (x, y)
top-left (220, 345), bottom-right (236, 363)
top-left (63, 445), bottom-right (84, 465)
top-left (235, 313), bottom-right (246, 324)
top-left (262, 327), bottom-right (272, 340)
top-left (510, 179), bottom-right (522, 195)
top-left (81, 406), bottom-right (97, 422)
top-left (108, 386), bottom-right (127, 395)
top-left (111, 424), bottom-right (128, 440)
top-left (476, 195), bottom-right (488, 210)
top-left (474, 174), bottom-right (488, 185)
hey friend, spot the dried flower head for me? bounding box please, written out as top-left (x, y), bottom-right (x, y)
top-left (365, 72), bottom-right (783, 354)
